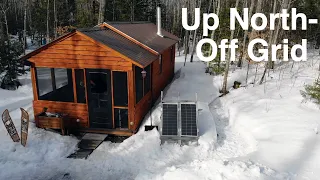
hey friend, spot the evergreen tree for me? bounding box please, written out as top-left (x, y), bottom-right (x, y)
top-left (0, 39), bottom-right (24, 90)
top-left (301, 78), bottom-right (320, 104)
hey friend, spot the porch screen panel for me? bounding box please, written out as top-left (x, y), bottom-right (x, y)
top-left (75, 69), bottom-right (86, 104)
top-left (113, 71), bottom-right (128, 106)
top-left (36, 68), bottom-right (53, 97)
top-left (52, 68), bottom-right (74, 102)
top-left (36, 68), bottom-right (74, 102)
top-left (54, 69), bottom-right (68, 89)
top-left (114, 109), bottom-right (128, 129)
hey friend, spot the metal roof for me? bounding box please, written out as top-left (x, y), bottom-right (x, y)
top-left (80, 27), bottom-right (159, 67)
top-left (21, 22), bottom-right (179, 68)
top-left (107, 22), bottom-right (180, 53)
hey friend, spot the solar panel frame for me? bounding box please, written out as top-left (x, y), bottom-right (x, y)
top-left (180, 102), bottom-right (198, 137)
top-left (161, 103), bottom-right (179, 137)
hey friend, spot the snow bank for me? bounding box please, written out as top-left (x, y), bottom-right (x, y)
top-left (2, 51), bottom-right (319, 179)
top-left (220, 50), bottom-right (320, 179)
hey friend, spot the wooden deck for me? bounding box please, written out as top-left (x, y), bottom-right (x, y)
top-left (78, 128), bottom-right (133, 136)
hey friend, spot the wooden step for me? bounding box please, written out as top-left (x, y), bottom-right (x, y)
top-left (67, 133), bottom-right (108, 159)
top-left (67, 149), bottom-right (93, 159)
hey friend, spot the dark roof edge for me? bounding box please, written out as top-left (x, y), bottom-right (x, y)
top-left (100, 23), bottom-right (160, 55)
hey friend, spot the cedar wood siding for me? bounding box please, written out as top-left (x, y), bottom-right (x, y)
top-left (29, 33), bottom-right (134, 130)
top-left (28, 31), bottom-right (176, 134)
top-left (28, 33), bottom-right (132, 70)
top-left (132, 46), bottom-right (176, 131)
top-left (152, 46), bottom-right (175, 100)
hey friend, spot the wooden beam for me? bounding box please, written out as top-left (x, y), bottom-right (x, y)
top-left (111, 71), bottom-right (115, 129)
top-left (78, 128), bottom-right (133, 136)
top-left (33, 100), bottom-right (88, 110)
top-left (42, 49), bottom-right (112, 57)
top-left (31, 67), bottom-right (38, 101)
top-left (114, 106), bottom-right (129, 109)
top-left (128, 69), bottom-right (135, 130)
top-left (33, 63), bottom-right (132, 71)
top-left (83, 69), bottom-right (89, 127)
top-left (50, 68), bottom-right (56, 90)
top-left (72, 69), bottom-right (77, 103)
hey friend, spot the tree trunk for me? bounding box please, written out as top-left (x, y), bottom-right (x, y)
top-left (54, 0), bottom-right (57, 39)
top-left (221, 0), bottom-right (240, 95)
top-left (46, 0), bottom-right (50, 43)
top-left (207, 0), bottom-right (220, 68)
top-left (98, 0), bottom-right (106, 24)
top-left (3, 9), bottom-right (9, 41)
top-left (112, 0), bottom-right (116, 21)
top-left (238, 0), bottom-right (255, 68)
top-left (190, 0), bottom-right (202, 63)
top-left (259, 0), bottom-right (289, 84)
top-left (23, 0), bottom-right (27, 53)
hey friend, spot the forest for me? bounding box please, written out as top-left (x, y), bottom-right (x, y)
top-left (0, 0), bottom-right (320, 94)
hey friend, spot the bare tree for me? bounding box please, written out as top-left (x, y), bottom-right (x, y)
top-left (54, 0), bottom-right (57, 39)
top-left (221, 0), bottom-right (240, 95)
top-left (98, 0), bottom-right (106, 24)
top-left (239, 0), bottom-right (254, 68)
top-left (259, 0), bottom-right (290, 84)
top-left (46, 0), bottom-right (50, 43)
top-left (190, 0), bottom-right (202, 63)
top-left (23, 0), bottom-right (27, 53)
top-left (207, 0), bottom-right (220, 68)
top-left (0, 0), bottom-right (10, 40)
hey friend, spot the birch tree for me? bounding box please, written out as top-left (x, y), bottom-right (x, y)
top-left (0, 0), bottom-right (10, 40)
top-left (190, 0), bottom-right (202, 63)
top-left (207, 0), bottom-right (220, 68)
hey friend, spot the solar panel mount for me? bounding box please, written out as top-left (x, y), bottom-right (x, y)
top-left (161, 100), bottom-right (199, 144)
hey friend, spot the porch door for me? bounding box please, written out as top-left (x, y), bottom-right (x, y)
top-left (86, 69), bottom-right (113, 129)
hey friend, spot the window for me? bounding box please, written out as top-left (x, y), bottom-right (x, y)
top-left (36, 68), bottom-right (53, 96)
top-left (75, 69), bottom-right (86, 104)
top-left (159, 55), bottom-right (163, 74)
top-left (36, 67), bottom-right (74, 102)
top-left (135, 65), bottom-right (151, 104)
top-left (55, 68), bottom-right (70, 89)
top-left (113, 71), bottom-right (128, 106)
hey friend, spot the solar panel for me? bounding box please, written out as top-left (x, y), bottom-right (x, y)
top-left (162, 104), bottom-right (178, 136)
top-left (180, 103), bottom-right (197, 137)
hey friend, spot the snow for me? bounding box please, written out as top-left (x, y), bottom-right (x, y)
top-left (0, 48), bottom-right (319, 179)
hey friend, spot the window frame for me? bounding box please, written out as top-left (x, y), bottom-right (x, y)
top-left (35, 67), bottom-right (84, 104)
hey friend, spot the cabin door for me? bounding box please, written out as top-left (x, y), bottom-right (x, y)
top-left (86, 69), bottom-right (113, 129)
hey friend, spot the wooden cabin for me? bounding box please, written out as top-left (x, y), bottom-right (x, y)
top-left (21, 22), bottom-right (179, 136)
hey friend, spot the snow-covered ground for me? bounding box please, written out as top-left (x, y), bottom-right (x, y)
top-left (0, 49), bottom-right (319, 179)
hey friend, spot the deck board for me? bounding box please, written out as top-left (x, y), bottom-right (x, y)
top-left (67, 133), bottom-right (108, 159)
